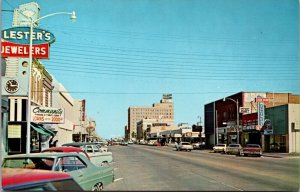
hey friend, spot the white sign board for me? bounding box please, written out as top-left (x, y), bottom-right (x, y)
top-left (31, 106), bottom-right (64, 124)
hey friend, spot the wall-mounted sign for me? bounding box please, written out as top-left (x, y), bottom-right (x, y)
top-left (31, 106), bottom-right (65, 124)
top-left (2, 27), bottom-right (56, 45)
top-left (239, 107), bottom-right (250, 114)
top-left (257, 102), bottom-right (265, 128)
top-left (8, 124), bottom-right (21, 138)
top-left (1, 41), bottom-right (49, 58)
top-left (255, 97), bottom-right (270, 103)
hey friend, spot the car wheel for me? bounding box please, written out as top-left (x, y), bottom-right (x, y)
top-left (101, 161), bottom-right (109, 166)
top-left (92, 182), bottom-right (103, 191)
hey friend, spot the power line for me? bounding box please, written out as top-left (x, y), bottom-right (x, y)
top-left (45, 67), bottom-right (300, 81)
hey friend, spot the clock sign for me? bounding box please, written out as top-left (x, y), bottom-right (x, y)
top-left (5, 79), bottom-right (19, 94)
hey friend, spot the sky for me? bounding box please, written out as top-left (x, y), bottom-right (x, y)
top-left (2, 0), bottom-right (299, 139)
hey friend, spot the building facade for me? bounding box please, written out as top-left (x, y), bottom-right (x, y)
top-left (127, 94), bottom-right (174, 140)
top-left (204, 92), bottom-right (300, 153)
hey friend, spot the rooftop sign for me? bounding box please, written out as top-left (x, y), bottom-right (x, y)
top-left (2, 27), bottom-right (56, 45)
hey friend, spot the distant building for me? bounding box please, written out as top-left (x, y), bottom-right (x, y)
top-left (204, 92), bottom-right (300, 153)
top-left (127, 94), bottom-right (174, 140)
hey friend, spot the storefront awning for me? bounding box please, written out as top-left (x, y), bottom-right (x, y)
top-left (31, 124), bottom-right (50, 136)
top-left (31, 123), bottom-right (55, 136)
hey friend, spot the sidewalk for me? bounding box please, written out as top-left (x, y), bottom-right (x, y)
top-left (262, 152), bottom-right (300, 158)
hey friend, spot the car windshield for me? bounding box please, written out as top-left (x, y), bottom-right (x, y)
top-left (217, 144), bottom-right (225, 147)
top-left (181, 143), bottom-right (190, 145)
top-left (246, 144), bottom-right (260, 148)
top-left (3, 158), bottom-right (54, 170)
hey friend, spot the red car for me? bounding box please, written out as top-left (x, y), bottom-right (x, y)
top-left (42, 146), bottom-right (90, 160)
top-left (2, 168), bottom-right (83, 191)
top-left (240, 144), bottom-right (262, 157)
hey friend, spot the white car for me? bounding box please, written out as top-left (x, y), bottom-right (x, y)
top-left (175, 142), bottom-right (193, 151)
top-left (62, 142), bottom-right (112, 166)
top-left (213, 144), bottom-right (227, 153)
top-left (226, 144), bottom-right (242, 155)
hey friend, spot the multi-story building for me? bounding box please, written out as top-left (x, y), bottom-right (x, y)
top-left (127, 94), bottom-right (174, 140)
top-left (204, 92), bottom-right (300, 153)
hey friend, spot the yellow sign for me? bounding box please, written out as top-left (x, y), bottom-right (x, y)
top-left (8, 124), bottom-right (21, 138)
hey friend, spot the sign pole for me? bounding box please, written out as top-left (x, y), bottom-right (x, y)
top-left (26, 21), bottom-right (33, 154)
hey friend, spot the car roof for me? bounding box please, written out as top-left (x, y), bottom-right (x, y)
top-left (62, 142), bottom-right (97, 147)
top-left (4, 152), bottom-right (85, 159)
top-left (2, 168), bottom-right (71, 187)
top-left (42, 146), bottom-right (85, 153)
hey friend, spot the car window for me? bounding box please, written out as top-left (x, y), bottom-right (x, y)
top-left (3, 158), bottom-right (54, 170)
top-left (93, 145), bottom-right (100, 152)
top-left (55, 156), bottom-right (87, 172)
top-left (86, 145), bottom-right (93, 153)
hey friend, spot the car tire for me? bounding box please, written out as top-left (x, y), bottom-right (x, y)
top-left (92, 182), bottom-right (103, 191)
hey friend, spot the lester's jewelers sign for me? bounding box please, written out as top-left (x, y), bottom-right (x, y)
top-left (31, 106), bottom-right (65, 124)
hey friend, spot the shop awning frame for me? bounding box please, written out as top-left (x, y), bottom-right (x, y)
top-left (31, 123), bottom-right (56, 136)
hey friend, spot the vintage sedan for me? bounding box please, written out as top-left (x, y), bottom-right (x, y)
top-left (240, 144), bottom-right (262, 157)
top-left (2, 153), bottom-right (114, 191)
top-left (62, 142), bottom-right (112, 166)
top-left (175, 142), bottom-right (193, 151)
top-left (2, 168), bottom-right (83, 191)
top-left (226, 144), bottom-right (242, 155)
top-left (213, 144), bottom-right (227, 153)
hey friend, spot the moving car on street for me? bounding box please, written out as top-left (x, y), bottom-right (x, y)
top-left (213, 144), bottom-right (227, 153)
top-left (2, 168), bottom-right (83, 191)
top-left (175, 142), bottom-right (193, 151)
top-left (62, 142), bottom-right (112, 166)
top-left (226, 144), bottom-right (242, 155)
top-left (2, 153), bottom-right (114, 191)
top-left (240, 144), bottom-right (262, 157)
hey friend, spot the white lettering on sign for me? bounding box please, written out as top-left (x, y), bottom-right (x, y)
top-left (3, 30), bottom-right (51, 41)
top-left (1, 44), bottom-right (46, 55)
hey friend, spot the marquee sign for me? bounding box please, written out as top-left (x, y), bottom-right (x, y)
top-left (1, 41), bottom-right (49, 58)
top-left (1, 27), bottom-right (55, 59)
top-left (31, 106), bottom-right (65, 124)
top-left (2, 27), bottom-right (56, 45)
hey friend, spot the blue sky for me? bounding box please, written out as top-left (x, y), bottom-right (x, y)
top-left (2, 0), bottom-right (299, 139)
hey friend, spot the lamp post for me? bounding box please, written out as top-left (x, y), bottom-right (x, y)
top-left (26, 11), bottom-right (76, 154)
top-left (223, 97), bottom-right (239, 144)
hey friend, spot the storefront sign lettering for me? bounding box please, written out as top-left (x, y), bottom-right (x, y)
top-left (31, 106), bottom-right (64, 124)
top-left (2, 27), bottom-right (56, 45)
top-left (1, 41), bottom-right (49, 58)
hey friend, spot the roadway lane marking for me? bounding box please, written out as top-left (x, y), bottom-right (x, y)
top-left (114, 178), bottom-right (124, 182)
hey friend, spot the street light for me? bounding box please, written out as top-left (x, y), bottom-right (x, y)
top-left (223, 97), bottom-right (240, 144)
top-left (26, 11), bottom-right (76, 154)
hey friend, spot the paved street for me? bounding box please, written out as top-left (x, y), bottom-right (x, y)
top-left (105, 144), bottom-right (299, 191)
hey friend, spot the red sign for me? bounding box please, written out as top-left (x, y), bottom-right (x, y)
top-left (242, 113), bottom-right (258, 126)
top-left (1, 41), bottom-right (49, 59)
top-left (81, 100), bottom-right (85, 121)
top-left (255, 97), bottom-right (270, 103)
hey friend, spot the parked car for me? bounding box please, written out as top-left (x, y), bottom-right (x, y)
top-left (226, 144), bottom-right (242, 155)
top-left (213, 144), bottom-right (227, 153)
top-left (175, 142), bottom-right (193, 151)
top-left (2, 153), bottom-right (114, 191)
top-left (62, 142), bottom-right (112, 166)
top-left (128, 140), bottom-right (134, 144)
top-left (120, 141), bottom-right (128, 146)
top-left (42, 146), bottom-right (90, 160)
top-left (240, 144), bottom-right (262, 157)
top-left (2, 168), bottom-right (84, 191)
top-left (192, 142), bottom-right (205, 150)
